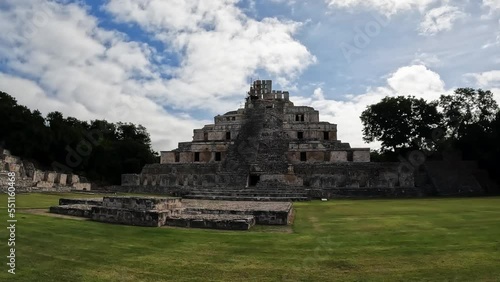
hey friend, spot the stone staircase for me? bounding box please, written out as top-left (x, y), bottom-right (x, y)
top-left (183, 187), bottom-right (309, 201)
top-left (221, 106), bottom-right (265, 185)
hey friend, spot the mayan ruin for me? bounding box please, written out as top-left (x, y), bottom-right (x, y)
top-left (115, 80), bottom-right (493, 200)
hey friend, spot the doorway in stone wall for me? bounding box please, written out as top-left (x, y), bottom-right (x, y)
top-left (248, 174), bottom-right (260, 186)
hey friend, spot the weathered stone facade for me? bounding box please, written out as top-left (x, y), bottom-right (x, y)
top-left (0, 148), bottom-right (92, 192)
top-left (50, 197), bottom-right (293, 230)
top-left (120, 80), bottom-right (414, 199)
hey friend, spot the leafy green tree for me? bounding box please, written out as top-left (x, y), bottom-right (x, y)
top-left (360, 96), bottom-right (443, 152)
top-left (439, 88), bottom-right (498, 139)
top-left (0, 91), bottom-right (158, 185)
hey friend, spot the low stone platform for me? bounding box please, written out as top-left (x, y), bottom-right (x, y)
top-left (59, 198), bottom-right (104, 206)
top-left (91, 196), bottom-right (182, 227)
top-left (91, 206), bottom-right (179, 227)
top-left (183, 188), bottom-right (309, 202)
top-left (51, 196), bottom-right (294, 229)
top-left (49, 204), bottom-right (93, 218)
top-left (102, 196), bottom-right (182, 210)
top-left (165, 214), bottom-right (256, 230)
top-left (183, 199), bottom-right (293, 225)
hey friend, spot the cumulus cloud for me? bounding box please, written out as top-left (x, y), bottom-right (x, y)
top-left (0, 0), bottom-right (314, 151)
top-left (466, 70), bottom-right (500, 103)
top-left (292, 65), bottom-right (449, 149)
top-left (419, 6), bottom-right (466, 35)
top-left (103, 0), bottom-right (316, 110)
top-left (467, 70), bottom-right (500, 87)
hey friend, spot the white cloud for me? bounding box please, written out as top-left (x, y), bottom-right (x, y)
top-left (483, 0), bottom-right (500, 11)
top-left (0, 0), bottom-right (314, 151)
top-left (312, 87), bottom-right (325, 100)
top-left (325, 0), bottom-right (437, 16)
top-left (465, 70), bottom-right (500, 103)
top-left (104, 0), bottom-right (316, 110)
top-left (412, 52), bottom-right (442, 66)
top-left (292, 65), bottom-right (448, 149)
top-left (467, 70), bottom-right (500, 87)
top-left (0, 0), bottom-right (208, 151)
top-left (387, 65), bottom-right (445, 96)
top-left (419, 6), bottom-right (466, 35)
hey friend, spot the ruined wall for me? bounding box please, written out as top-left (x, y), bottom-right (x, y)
top-left (293, 162), bottom-right (414, 188)
top-left (91, 196), bottom-right (183, 227)
top-left (0, 148), bottom-right (91, 192)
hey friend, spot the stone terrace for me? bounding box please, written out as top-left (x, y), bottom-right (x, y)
top-left (50, 196), bottom-right (294, 230)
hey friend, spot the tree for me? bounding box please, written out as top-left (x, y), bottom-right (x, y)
top-left (0, 91), bottom-right (159, 185)
top-left (360, 96), bottom-right (443, 152)
top-left (439, 88), bottom-right (498, 140)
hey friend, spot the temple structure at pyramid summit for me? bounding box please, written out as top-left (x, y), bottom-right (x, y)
top-left (116, 80), bottom-right (490, 200)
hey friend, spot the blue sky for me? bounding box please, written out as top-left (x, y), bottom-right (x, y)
top-left (0, 0), bottom-right (499, 151)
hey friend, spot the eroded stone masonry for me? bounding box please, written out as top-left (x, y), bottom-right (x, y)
top-left (113, 80), bottom-right (496, 199)
top-left (50, 196), bottom-right (293, 230)
top-left (0, 148), bottom-right (91, 192)
top-left (115, 80), bottom-right (422, 200)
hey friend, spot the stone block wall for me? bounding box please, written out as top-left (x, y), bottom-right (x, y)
top-left (293, 162), bottom-right (413, 189)
top-left (331, 151), bottom-right (348, 162)
top-left (353, 150), bottom-right (370, 162)
top-left (56, 174), bottom-right (68, 185)
top-left (102, 196), bottom-right (182, 211)
top-left (0, 149), bottom-right (92, 192)
top-left (91, 196), bottom-right (183, 227)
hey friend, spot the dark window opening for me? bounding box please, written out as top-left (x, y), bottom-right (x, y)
top-left (215, 152), bottom-right (221, 162)
top-left (249, 174), bottom-right (260, 186)
top-left (300, 152), bottom-right (307, 162)
top-left (347, 151), bottom-right (353, 162)
top-left (203, 132), bottom-right (208, 141)
top-left (226, 131), bottom-right (231, 140)
top-left (323, 131), bottom-right (329, 140)
top-left (297, 131), bottom-right (304, 139)
top-left (175, 152), bottom-right (180, 163)
top-left (295, 114), bottom-right (304, 121)
top-left (194, 152), bottom-right (200, 162)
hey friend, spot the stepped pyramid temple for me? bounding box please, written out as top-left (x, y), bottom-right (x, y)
top-left (118, 80), bottom-right (423, 200)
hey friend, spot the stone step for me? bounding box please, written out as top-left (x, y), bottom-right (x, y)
top-left (188, 189), bottom-right (307, 193)
top-left (165, 214), bottom-right (255, 230)
top-left (187, 192), bottom-right (307, 198)
top-left (184, 195), bottom-right (309, 202)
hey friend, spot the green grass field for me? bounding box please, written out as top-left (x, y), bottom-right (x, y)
top-left (0, 193), bottom-right (499, 281)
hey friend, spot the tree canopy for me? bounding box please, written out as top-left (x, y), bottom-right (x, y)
top-left (360, 96), bottom-right (442, 152)
top-left (360, 88), bottom-right (500, 185)
top-left (0, 91), bottom-right (158, 185)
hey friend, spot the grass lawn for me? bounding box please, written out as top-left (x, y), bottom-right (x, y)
top-left (0, 193), bottom-right (499, 281)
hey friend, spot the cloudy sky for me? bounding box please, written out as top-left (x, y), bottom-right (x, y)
top-left (1, 0), bottom-right (499, 151)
